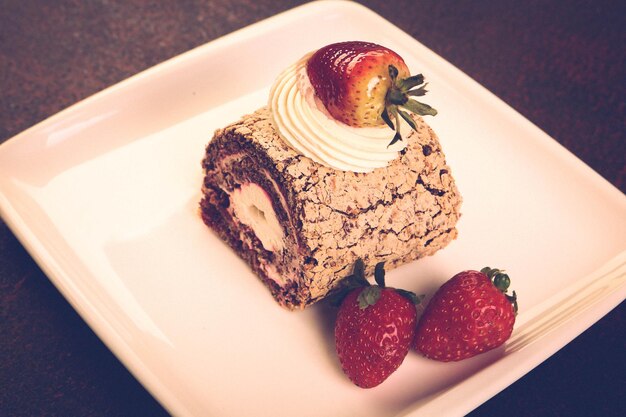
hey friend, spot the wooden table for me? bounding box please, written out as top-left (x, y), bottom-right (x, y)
top-left (1, 1), bottom-right (624, 416)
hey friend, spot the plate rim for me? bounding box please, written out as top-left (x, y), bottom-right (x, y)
top-left (1, 1), bottom-right (625, 416)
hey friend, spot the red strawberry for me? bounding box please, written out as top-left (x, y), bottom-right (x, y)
top-left (334, 260), bottom-right (420, 388)
top-left (414, 267), bottom-right (518, 362)
top-left (306, 41), bottom-right (437, 145)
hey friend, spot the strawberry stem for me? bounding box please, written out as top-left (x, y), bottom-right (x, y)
top-left (383, 65), bottom-right (437, 146)
top-left (372, 261), bottom-right (423, 307)
top-left (388, 89), bottom-right (408, 105)
top-left (482, 266), bottom-right (519, 315)
top-left (326, 259), bottom-right (370, 307)
top-left (329, 259), bottom-right (424, 310)
top-left (374, 262), bottom-right (386, 287)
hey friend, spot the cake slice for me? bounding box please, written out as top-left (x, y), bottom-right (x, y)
top-left (200, 107), bottom-right (461, 309)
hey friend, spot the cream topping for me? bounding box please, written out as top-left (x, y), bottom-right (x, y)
top-left (268, 53), bottom-right (410, 173)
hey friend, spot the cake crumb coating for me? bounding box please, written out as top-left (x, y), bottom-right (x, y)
top-left (201, 107), bottom-right (462, 309)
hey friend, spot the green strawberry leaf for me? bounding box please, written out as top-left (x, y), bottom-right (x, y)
top-left (358, 286), bottom-right (381, 309)
top-left (482, 266), bottom-right (511, 292)
top-left (381, 107), bottom-right (395, 130)
top-left (388, 131), bottom-right (402, 147)
top-left (382, 69), bottom-right (437, 147)
top-left (399, 73), bottom-right (425, 90)
top-left (402, 99), bottom-right (438, 116)
top-left (480, 266), bottom-right (493, 276)
top-left (407, 84), bottom-right (428, 96)
top-left (398, 109), bottom-right (418, 131)
top-left (387, 104), bottom-right (398, 118)
top-left (493, 272), bottom-right (511, 292)
top-left (507, 290), bottom-right (519, 315)
top-left (396, 289), bottom-right (424, 306)
top-left (483, 266), bottom-right (518, 314)
top-left (352, 258), bottom-right (366, 282)
top-left (388, 64), bottom-right (399, 81)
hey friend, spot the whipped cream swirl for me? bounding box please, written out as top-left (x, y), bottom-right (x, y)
top-left (268, 54), bottom-right (410, 173)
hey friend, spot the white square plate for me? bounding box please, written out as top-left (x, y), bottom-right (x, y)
top-left (1, 1), bottom-right (624, 416)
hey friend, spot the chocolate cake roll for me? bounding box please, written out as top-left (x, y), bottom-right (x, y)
top-left (200, 107), bottom-right (461, 309)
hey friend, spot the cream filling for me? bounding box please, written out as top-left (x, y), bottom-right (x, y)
top-left (268, 53), bottom-right (410, 173)
top-left (230, 183), bottom-right (285, 252)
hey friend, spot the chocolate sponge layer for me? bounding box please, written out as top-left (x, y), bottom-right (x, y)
top-left (200, 107), bottom-right (461, 309)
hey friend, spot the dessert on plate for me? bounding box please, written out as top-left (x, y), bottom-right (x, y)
top-left (200, 41), bottom-right (462, 309)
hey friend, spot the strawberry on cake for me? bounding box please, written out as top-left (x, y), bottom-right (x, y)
top-left (200, 41), bottom-right (462, 309)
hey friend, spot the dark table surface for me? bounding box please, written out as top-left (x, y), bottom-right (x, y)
top-left (1, 1), bottom-right (624, 416)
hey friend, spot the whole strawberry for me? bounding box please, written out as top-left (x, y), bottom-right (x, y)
top-left (306, 41), bottom-right (437, 145)
top-left (334, 260), bottom-right (420, 388)
top-left (414, 267), bottom-right (518, 362)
